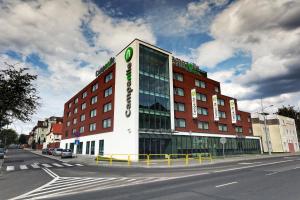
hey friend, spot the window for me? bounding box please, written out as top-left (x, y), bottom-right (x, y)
top-left (74, 97), bottom-right (78, 104)
top-left (197, 107), bottom-right (208, 115)
top-left (174, 87), bottom-right (184, 96)
top-left (89, 123), bottom-right (96, 131)
top-left (86, 141), bottom-right (90, 154)
top-left (99, 140), bottom-right (104, 155)
top-left (82, 91), bottom-right (87, 98)
top-left (92, 83), bottom-right (98, 92)
top-left (196, 93), bottom-right (207, 101)
top-left (174, 102), bottom-right (185, 112)
top-left (90, 109), bottom-right (97, 118)
top-left (198, 121), bottom-right (209, 130)
top-left (105, 72), bottom-right (113, 83)
top-left (248, 116), bottom-right (251, 123)
top-left (91, 96), bottom-right (97, 105)
top-left (218, 111), bottom-right (226, 118)
top-left (215, 87), bottom-right (219, 93)
top-left (91, 141), bottom-right (95, 155)
top-left (104, 87), bottom-right (112, 97)
top-left (235, 126), bottom-right (243, 133)
top-left (218, 124), bottom-right (228, 132)
top-left (195, 80), bottom-right (206, 88)
top-left (218, 99), bottom-right (225, 106)
top-left (103, 118), bottom-right (111, 128)
top-left (173, 73), bottom-right (183, 81)
top-left (68, 102), bottom-right (72, 108)
top-left (80, 114), bottom-right (85, 122)
top-left (81, 103), bottom-right (86, 110)
top-left (68, 112), bottom-right (71, 117)
top-left (74, 108), bottom-right (78, 114)
top-left (175, 118), bottom-right (186, 128)
top-left (72, 129), bottom-right (76, 134)
top-left (236, 114), bottom-right (241, 121)
top-left (65, 131), bottom-right (68, 138)
top-left (67, 121), bottom-right (70, 127)
top-left (73, 118), bottom-right (77, 125)
top-left (79, 126), bottom-right (84, 133)
top-left (103, 102), bottom-right (112, 112)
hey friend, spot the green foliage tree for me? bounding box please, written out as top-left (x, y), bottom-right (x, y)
top-left (277, 105), bottom-right (300, 140)
top-left (0, 62), bottom-right (40, 129)
top-left (0, 128), bottom-right (18, 147)
top-left (18, 134), bottom-right (28, 144)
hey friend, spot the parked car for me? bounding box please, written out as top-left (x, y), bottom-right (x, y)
top-left (42, 148), bottom-right (48, 154)
top-left (47, 148), bottom-right (54, 155)
top-left (61, 149), bottom-right (73, 158)
top-left (52, 148), bottom-right (63, 156)
top-left (0, 148), bottom-right (4, 159)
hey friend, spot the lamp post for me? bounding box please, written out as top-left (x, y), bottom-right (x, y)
top-left (259, 101), bottom-right (273, 155)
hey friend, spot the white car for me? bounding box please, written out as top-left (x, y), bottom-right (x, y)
top-left (52, 148), bottom-right (63, 156)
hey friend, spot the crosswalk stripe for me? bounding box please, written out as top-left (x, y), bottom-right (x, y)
top-left (52, 163), bottom-right (63, 167)
top-left (61, 163), bottom-right (73, 167)
top-left (41, 164), bottom-right (52, 168)
top-left (6, 166), bottom-right (15, 171)
top-left (74, 163), bottom-right (83, 166)
top-left (20, 165), bottom-right (28, 170)
top-left (31, 164), bottom-right (40, 168)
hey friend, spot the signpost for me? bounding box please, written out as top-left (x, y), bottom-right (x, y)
top-left (220, 137), bottom-right (227, 158)
top-left (74, 131), bottom-right (80, 156)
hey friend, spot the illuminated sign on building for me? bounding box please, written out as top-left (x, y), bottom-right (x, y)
top-left (191, 89), bottom-right (198, 119)
top-left (172, 57), bottom-right (207, 77)
top-left (230, 99), bottom-right (237, 124)
top-left (125, 47), bottom-right (133, 118)
top-left (95, 57), bottom-right (115, 77)
top-left (212, 95), bottom-right (219, 121)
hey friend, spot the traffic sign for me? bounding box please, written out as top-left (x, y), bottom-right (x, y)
top-left (220, 137), bottom-right (227, 144)
top-left (75, 140), bottom-right (80, 145)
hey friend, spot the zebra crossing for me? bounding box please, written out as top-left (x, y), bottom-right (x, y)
top-left (5, 162), bottom-right (84, 172)
top-left (10, 175), bottom-right (171, 200)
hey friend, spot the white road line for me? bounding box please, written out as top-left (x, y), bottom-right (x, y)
top-left (52, 163), bottom-right (63, 167)
top-left (42, 168), bottom-right (59, 178)
top-left (74, 163), bottom-right (83, 166)
top-left (294, 167), bottom-right (300, 169)
top-left (238, 162), bottom-right (252, 165)
top-left (6, 166), bottom-right (15, 171)
top-left (31, 164), bottom-right (40, 169)
top-left (41, 164), bottom-right (52, 168)
top-left (61, 163), bottom-right (73, 167)
top-left (216, 181), bottom-right (238, 188)
top-left (20, 165), bottom-right (28, 170)
top-left (266, 172), bottom-right (278, 176)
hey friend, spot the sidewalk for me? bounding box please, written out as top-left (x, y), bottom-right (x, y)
top-left (27, 148), bottom-right (300, 168)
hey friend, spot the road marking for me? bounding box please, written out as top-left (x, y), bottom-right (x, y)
top-left (74, 163), bottom-right (83, 166)
top-left (42, 168), bottom-right (59, 178)
top-left (31, 164), bottom-right (40, 168)
top-left (6, 166), bottom-right (15, 171)
top-left (238, 162), bottom-right (252, 165)
top-left (294, 167), bottom-right (300, 169)
top-left (52, 163), bottom-right (63, 167)
top-left (216, 181), bottom-right (238, 188)
top-left (41, 164), bottom-right (52, 168)
top-left (61, 163), bottom-right (73, 167)
top-left (266, 172), bottom-right (278, 176)
top-left (20, 165), bottom-right (28, 170)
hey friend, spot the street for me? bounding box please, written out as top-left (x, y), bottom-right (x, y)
top-left (1, 150), bottom-right (300, 200)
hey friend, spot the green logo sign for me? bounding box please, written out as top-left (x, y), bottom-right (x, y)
top-left (125, 47), bottom-right (133, 62)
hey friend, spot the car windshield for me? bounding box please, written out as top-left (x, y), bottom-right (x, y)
top-left (0, 148), bottom-right (4, 153)
top-left (57, 149), bottom-right (63, 151)
top-left (63, 149), bottom-right (72, 152)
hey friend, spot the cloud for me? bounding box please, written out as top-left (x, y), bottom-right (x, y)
top-left (0, 0), bottom-right (156, 134)
top-left (194, 0), bottom-right (300, 106)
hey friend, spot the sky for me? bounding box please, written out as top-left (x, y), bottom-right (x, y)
top-left (0, 0), bottom-right (300, 134)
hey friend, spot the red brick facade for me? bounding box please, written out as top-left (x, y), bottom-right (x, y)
top-left (173, 65), bottom-right (253, 136)
top-left (62, 65), bottom-right (115, 139)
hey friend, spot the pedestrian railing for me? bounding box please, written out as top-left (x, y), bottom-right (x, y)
top-left (95, 153), bottom-right (213, 167)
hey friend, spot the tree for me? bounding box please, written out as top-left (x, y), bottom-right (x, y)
top-left (18, 134), bottom-right (28, 144)
top-left (277, 105), bottom-right (300, 140)
top-left (0, 62), bottom-right (40, 129)
top-left (0, 129), bottom-right (18, 147)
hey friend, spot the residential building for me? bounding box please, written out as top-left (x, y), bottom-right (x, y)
top-left (60, 39), bottom-right (261, 160)
top-left (252, 115), bottom-right (299, 153)
top-left (45, 122), bottom-right (63, 148)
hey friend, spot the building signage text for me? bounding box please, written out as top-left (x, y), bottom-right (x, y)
top-left (230, 99), bottom-right (237, 124)
top-left (95, 57), bottom-right (115, 77)
top-left (191, 89), bottom-right (198, 119)
top-left (212, 95), bottom-right (219, 121)
top-left (125, 47), bottom-right (133, 118)
top-left (172, 57), bottom-right (207, 77)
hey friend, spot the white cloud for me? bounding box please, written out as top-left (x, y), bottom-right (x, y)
top-left (0, 0), bottom-right (156, 134)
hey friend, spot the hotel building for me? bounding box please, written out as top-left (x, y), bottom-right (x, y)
top-left (60, 39), bottom-right (261, 160)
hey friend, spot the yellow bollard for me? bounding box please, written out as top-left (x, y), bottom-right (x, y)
top-left (167, 154), bottom-right (171, 167)
top-left (110, 155), bottom-right (113, 165)
top-left (128, 155), bottom-right (131, 166)
top-left (185, 154), bottom-right (189, 165)
top-left (96, 156), bottom-right (99, 164)
top-left (199, 154), bottom-right (202, 164)
top-left (146, 154), bottom-right (150, 166)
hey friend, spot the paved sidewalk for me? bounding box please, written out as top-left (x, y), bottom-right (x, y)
top-left (26, 148), bottom-right (300, 168)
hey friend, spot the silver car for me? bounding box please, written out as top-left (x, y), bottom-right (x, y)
top-left (52, 148), bottom-right (63, 156)
top-left (0, 148), bottom-right (4, 159)
top-left (61, 149), bottom-right (73, 158)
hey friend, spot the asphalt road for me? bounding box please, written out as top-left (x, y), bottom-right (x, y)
top-left (2, 149), bottom-right (300, 200)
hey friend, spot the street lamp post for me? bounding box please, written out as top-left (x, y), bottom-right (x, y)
top-left (260, 101), bottom-right (273, 155)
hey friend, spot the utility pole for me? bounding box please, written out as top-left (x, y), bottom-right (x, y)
top-left (260, 99), bottom-right (273, 155)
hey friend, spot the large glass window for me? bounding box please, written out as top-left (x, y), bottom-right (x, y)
top-left (99, 140), bottom-right (104, 155)
top-left (139, 44), bottom-right (171, 130)
top-left (174, 87), bottom-right (184, 96)
top-left (86, 141), bottom-right (90, 154)
top-left (174, 102), bottom-right (185, 112)
top-left (175, 118), bottom-right (186, 128)
top-left (91, 141), bottom-right (95, 155)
